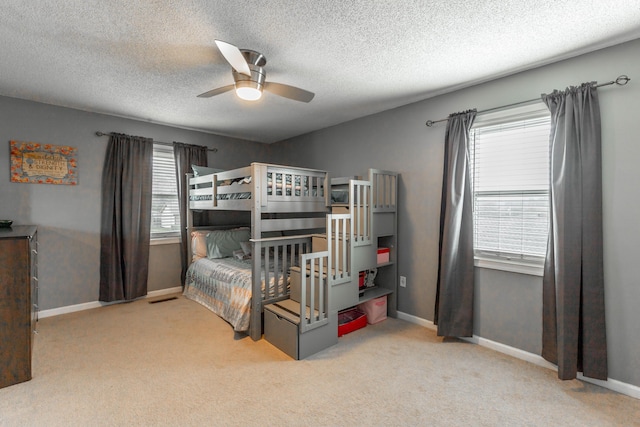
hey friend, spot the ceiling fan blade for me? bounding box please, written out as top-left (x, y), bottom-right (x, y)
top-left (264, 82), bottom-right (315, 103)
top-left (197, 84), bottom-right (235, 98)
top-left (214, 40), bottom-right (251, 76)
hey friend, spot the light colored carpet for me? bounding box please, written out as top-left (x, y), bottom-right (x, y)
top-left (1, 294), bottom-right (638, 426)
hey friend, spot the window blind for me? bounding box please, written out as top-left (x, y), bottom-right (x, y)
top-left (470, 115), bottom-right (551, 261)
top-left (151, 146), bottom-right (180, 238)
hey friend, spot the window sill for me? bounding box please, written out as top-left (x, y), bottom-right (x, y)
top-left (150, 236), bottom-right (181, 246)
top-left (474, 257), bottom-right (543, 277)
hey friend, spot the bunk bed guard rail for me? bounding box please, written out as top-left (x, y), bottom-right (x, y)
top-left (369, 169), bottom-right (397, 212)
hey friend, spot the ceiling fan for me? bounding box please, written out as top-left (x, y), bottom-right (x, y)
top-left (197, 40), bottom-right (315, 103)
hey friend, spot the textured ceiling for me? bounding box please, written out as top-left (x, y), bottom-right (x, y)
top-left (1, 1), bottom-right (639, 143)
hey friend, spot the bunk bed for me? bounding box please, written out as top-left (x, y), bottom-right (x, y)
top-left (183, 163), bottom-right (330, 341)
top-left (183, 163), bottom-right (399, 359)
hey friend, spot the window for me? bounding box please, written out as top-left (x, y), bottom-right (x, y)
top-left (151, 145), bottom-right (180, 240)
top-left (469, 103), bottom-right (551, 274)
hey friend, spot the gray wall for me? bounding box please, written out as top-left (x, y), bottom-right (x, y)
top-left (270, 39), bottom-right (640, 387)
top-left (0, 96), bottom-right (270, 310)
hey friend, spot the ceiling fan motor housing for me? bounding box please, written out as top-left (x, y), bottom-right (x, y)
top-left (232, 63), bottom-right (266, 92)
top-left (240, 49), bottom-right (266, 67)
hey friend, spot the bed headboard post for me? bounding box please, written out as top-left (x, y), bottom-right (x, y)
top-left (185, 172), bottom-right (194, 264)
top-left (248, 162), bottom-right (264, 338)
top-left (324, 172), bottom-right (331, 208)
top-left (251, 163), bottom-right (263, 240)
top-left (250, 237), bottom-right (263, 341)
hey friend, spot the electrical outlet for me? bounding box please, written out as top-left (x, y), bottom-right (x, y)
top-left (400, 276), bottom-right (407, 288)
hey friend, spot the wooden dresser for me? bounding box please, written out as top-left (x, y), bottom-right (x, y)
top-left (0, 225), bottom-right (38, 389)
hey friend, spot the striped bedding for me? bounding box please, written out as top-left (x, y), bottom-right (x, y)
top-left (182, 256), bottom-right (286, 332)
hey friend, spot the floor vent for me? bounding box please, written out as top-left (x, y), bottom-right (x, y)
top-left (148, 296), bottom-right (178, 304)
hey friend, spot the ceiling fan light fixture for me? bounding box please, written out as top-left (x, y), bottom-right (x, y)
top-left (199, 40), bottom-right (314, 103)
top-left (235, 80), bottom-right (262, 101)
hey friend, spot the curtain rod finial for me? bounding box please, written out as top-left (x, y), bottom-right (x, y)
top-left (616, 75), bottom-right (630, 86)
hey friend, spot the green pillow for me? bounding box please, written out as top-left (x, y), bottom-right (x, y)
top-left (206, 228), bottom-right (251, 259)
top-left (191, 165), bottom-right (224, 189)
top-left (191, 165), bottom-right (224, 176)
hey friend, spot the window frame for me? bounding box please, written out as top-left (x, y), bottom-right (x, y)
top-left (469, 102), bottom-right (551, 276)
top-left (150, 144), bottom-right (181, 243)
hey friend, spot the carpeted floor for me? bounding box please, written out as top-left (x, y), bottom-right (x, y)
top-left (1, 294), bottom-right (638, 426)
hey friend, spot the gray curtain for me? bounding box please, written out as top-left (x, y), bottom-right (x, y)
top-left (99, 133), bottom-right (154, 302)
top-left (173, 142), bottom-right (208, 285)
top-left (434, 110), bottom-right (477, 337)
top-left (541, 83), bottom-right (607, 380)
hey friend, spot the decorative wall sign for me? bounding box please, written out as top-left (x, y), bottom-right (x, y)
top-left (10, 141), bottom-right (78, 185)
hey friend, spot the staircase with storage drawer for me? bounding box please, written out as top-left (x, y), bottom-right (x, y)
top-left (263, 169), bottom-right (397, 359)
top-left (330, 170), bottom-right (398, 315)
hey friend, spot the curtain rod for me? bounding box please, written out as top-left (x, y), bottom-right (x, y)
top-left (94, 131), bottom-right (218, 153)
top-left (425, 74), bottom-right (631, 127)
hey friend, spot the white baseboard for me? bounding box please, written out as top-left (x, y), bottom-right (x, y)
top-left (460, 334), bottom-right (558, 371)
top-left (396, 310), bottom-right (437, 330)
top-left (576, 374), bottom-right (640, 400)
top-left (38, 287), bottom-right (183, 319)
top-left (396, 310), bottom-right (640, 400)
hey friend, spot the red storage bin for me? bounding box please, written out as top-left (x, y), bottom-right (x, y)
top-left (377, 247), bottom-right (390, 264)
top-left (338, 308), bottom-right (367, 337)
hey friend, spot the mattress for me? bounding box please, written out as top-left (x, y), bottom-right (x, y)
top-left (183, 256), bottom-right (287, 332)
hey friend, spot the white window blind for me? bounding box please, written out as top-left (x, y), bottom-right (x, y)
top-left (151, 145), bottom-right (180, 239)
top-left (469, 105), bottom-right (551, 264)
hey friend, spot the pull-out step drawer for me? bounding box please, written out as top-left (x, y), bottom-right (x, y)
top-left (264, 299), bottom-right (337, 360)
top-left (264, 303), bottom-right (302, 359)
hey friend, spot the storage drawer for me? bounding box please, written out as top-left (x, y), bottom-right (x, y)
top-left (264, 306), bottom-right (299, 360)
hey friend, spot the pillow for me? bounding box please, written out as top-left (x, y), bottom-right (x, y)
top-left (240, 241), bottom-right (252, 256)
top-left (191, 231), bottom-right (210, 262)
top-left (331, 189), bottom-right (349, 204)
top-left (191, 165), bottom-right (224, 177)
top-left (192, 165), bottom-right (224, 189)
top-left (233, 249), bottom-right (251, 261)
top-left (206, 228), bottom-right (251, 259)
